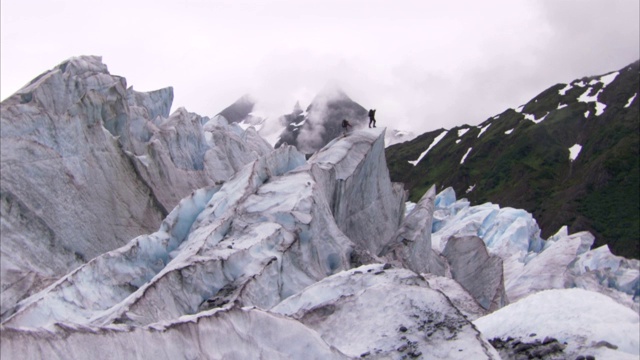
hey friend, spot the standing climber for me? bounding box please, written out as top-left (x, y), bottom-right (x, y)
top-left (368, 109), bottom-right (377, 128)
top-left (342, 119), bottom-right (352, 136)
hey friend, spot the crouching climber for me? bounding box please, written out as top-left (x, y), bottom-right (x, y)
top-left (342, 119), bottom-right (352, 136)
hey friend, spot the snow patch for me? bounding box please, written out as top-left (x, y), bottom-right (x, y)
top-left (625, 93), bottom-right (637, 108)
top-left (477, 124), bottom-right (491, 138)
top-left (599, 71), bottom-right (619, 87)
top-left (594, 102), bottom-right (606, 116)
top-left (524, 112), bottom-right (548, 124)
top-left (504, 129), bottom-right (514, 135)
top-left (578, 88), bottom-right (606, 116)
top-left (558, 83), bottom-right (572, 96)
top-left (408, 130), bottom-right (448, 166)
top-left (460, 147), bottom-right (472, 165)
top-left (569, 144), bottom-right (582, 162)
top-left (457, 128), bottom-right (470, 137)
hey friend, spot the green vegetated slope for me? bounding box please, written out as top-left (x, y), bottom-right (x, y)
top-left (386, 60), bottom-right (639, 259)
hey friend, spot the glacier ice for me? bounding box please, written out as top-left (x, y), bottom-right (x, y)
top-left (1, 307), bottom-right (349, 360)
top-left (2, 56), bottom-right (638, 359)
top-left (381, 185), bottom-right (438, 274)
top-left (421, 273), bottom-right (488, 320)
top-left (442, 236), bottom-right (508, 311)
top-left (430, 188), bottom-right (639, 308)
top-left (310, 129), bottom-right (406, 257)
top-left (273, 264), bottom-right (500, 359)
top-left (474, 288), bottom-right (639, 360)
top-left (0, 56), bottom-right (273, 319)
top-left (3, 128), bottom-right (406, 331)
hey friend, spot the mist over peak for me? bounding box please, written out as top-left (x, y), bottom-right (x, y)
top-left (307, 83), bottom-right (353, 108)
top-left (274, 86), bottom-right (368, 154)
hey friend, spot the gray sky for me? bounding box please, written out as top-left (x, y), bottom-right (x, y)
top-left (1, 0), bottom-right (638, 134)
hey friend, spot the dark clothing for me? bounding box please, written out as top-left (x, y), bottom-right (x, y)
top-left (342, 119), bottom-right (352, 135)
top-left (368, 109), bottom-right (377, 128)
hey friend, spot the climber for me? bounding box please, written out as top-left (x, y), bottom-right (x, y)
top-left (342, 119), bottom-right (352, 136)
top-left (368, 109), bottom-right (377, 128)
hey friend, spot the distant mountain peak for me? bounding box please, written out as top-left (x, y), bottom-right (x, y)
top-left (309, 83), bottom-right (352, 106)
top-left (217, 94), bottom-right (256, 123)
top-left (292, 101), bottom-right (303, 115)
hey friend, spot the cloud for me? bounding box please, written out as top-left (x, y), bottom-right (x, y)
top-left (535, 0), bottom-right (640, 78)
top-left (1, 0), bottom-right (638, 137)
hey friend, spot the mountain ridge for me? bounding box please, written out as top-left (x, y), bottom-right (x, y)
top-left (386, 60), bottom-right (639, 259)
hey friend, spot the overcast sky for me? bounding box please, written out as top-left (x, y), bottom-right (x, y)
top-left (1, 0), bottom-right (638, 134)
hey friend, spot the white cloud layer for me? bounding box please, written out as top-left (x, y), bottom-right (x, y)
top-left (1, 0), bottom-right (638, 134)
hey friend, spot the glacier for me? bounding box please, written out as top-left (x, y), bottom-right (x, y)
top-left (0, 56), bottom-right (272, 320)
top-left (1, 123), bottom-right (502, 359)
top-left (1, 56), bottom-right (639, 359)
top-left (431, 187), bottom-right (639, 309)
top-left (2, 307), bottom-right (348, 360)
top-left (273, 264), bottom-right (500, 359)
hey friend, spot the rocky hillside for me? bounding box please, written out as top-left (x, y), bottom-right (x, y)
top-left (386, 60), bottom-right (639, 259)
